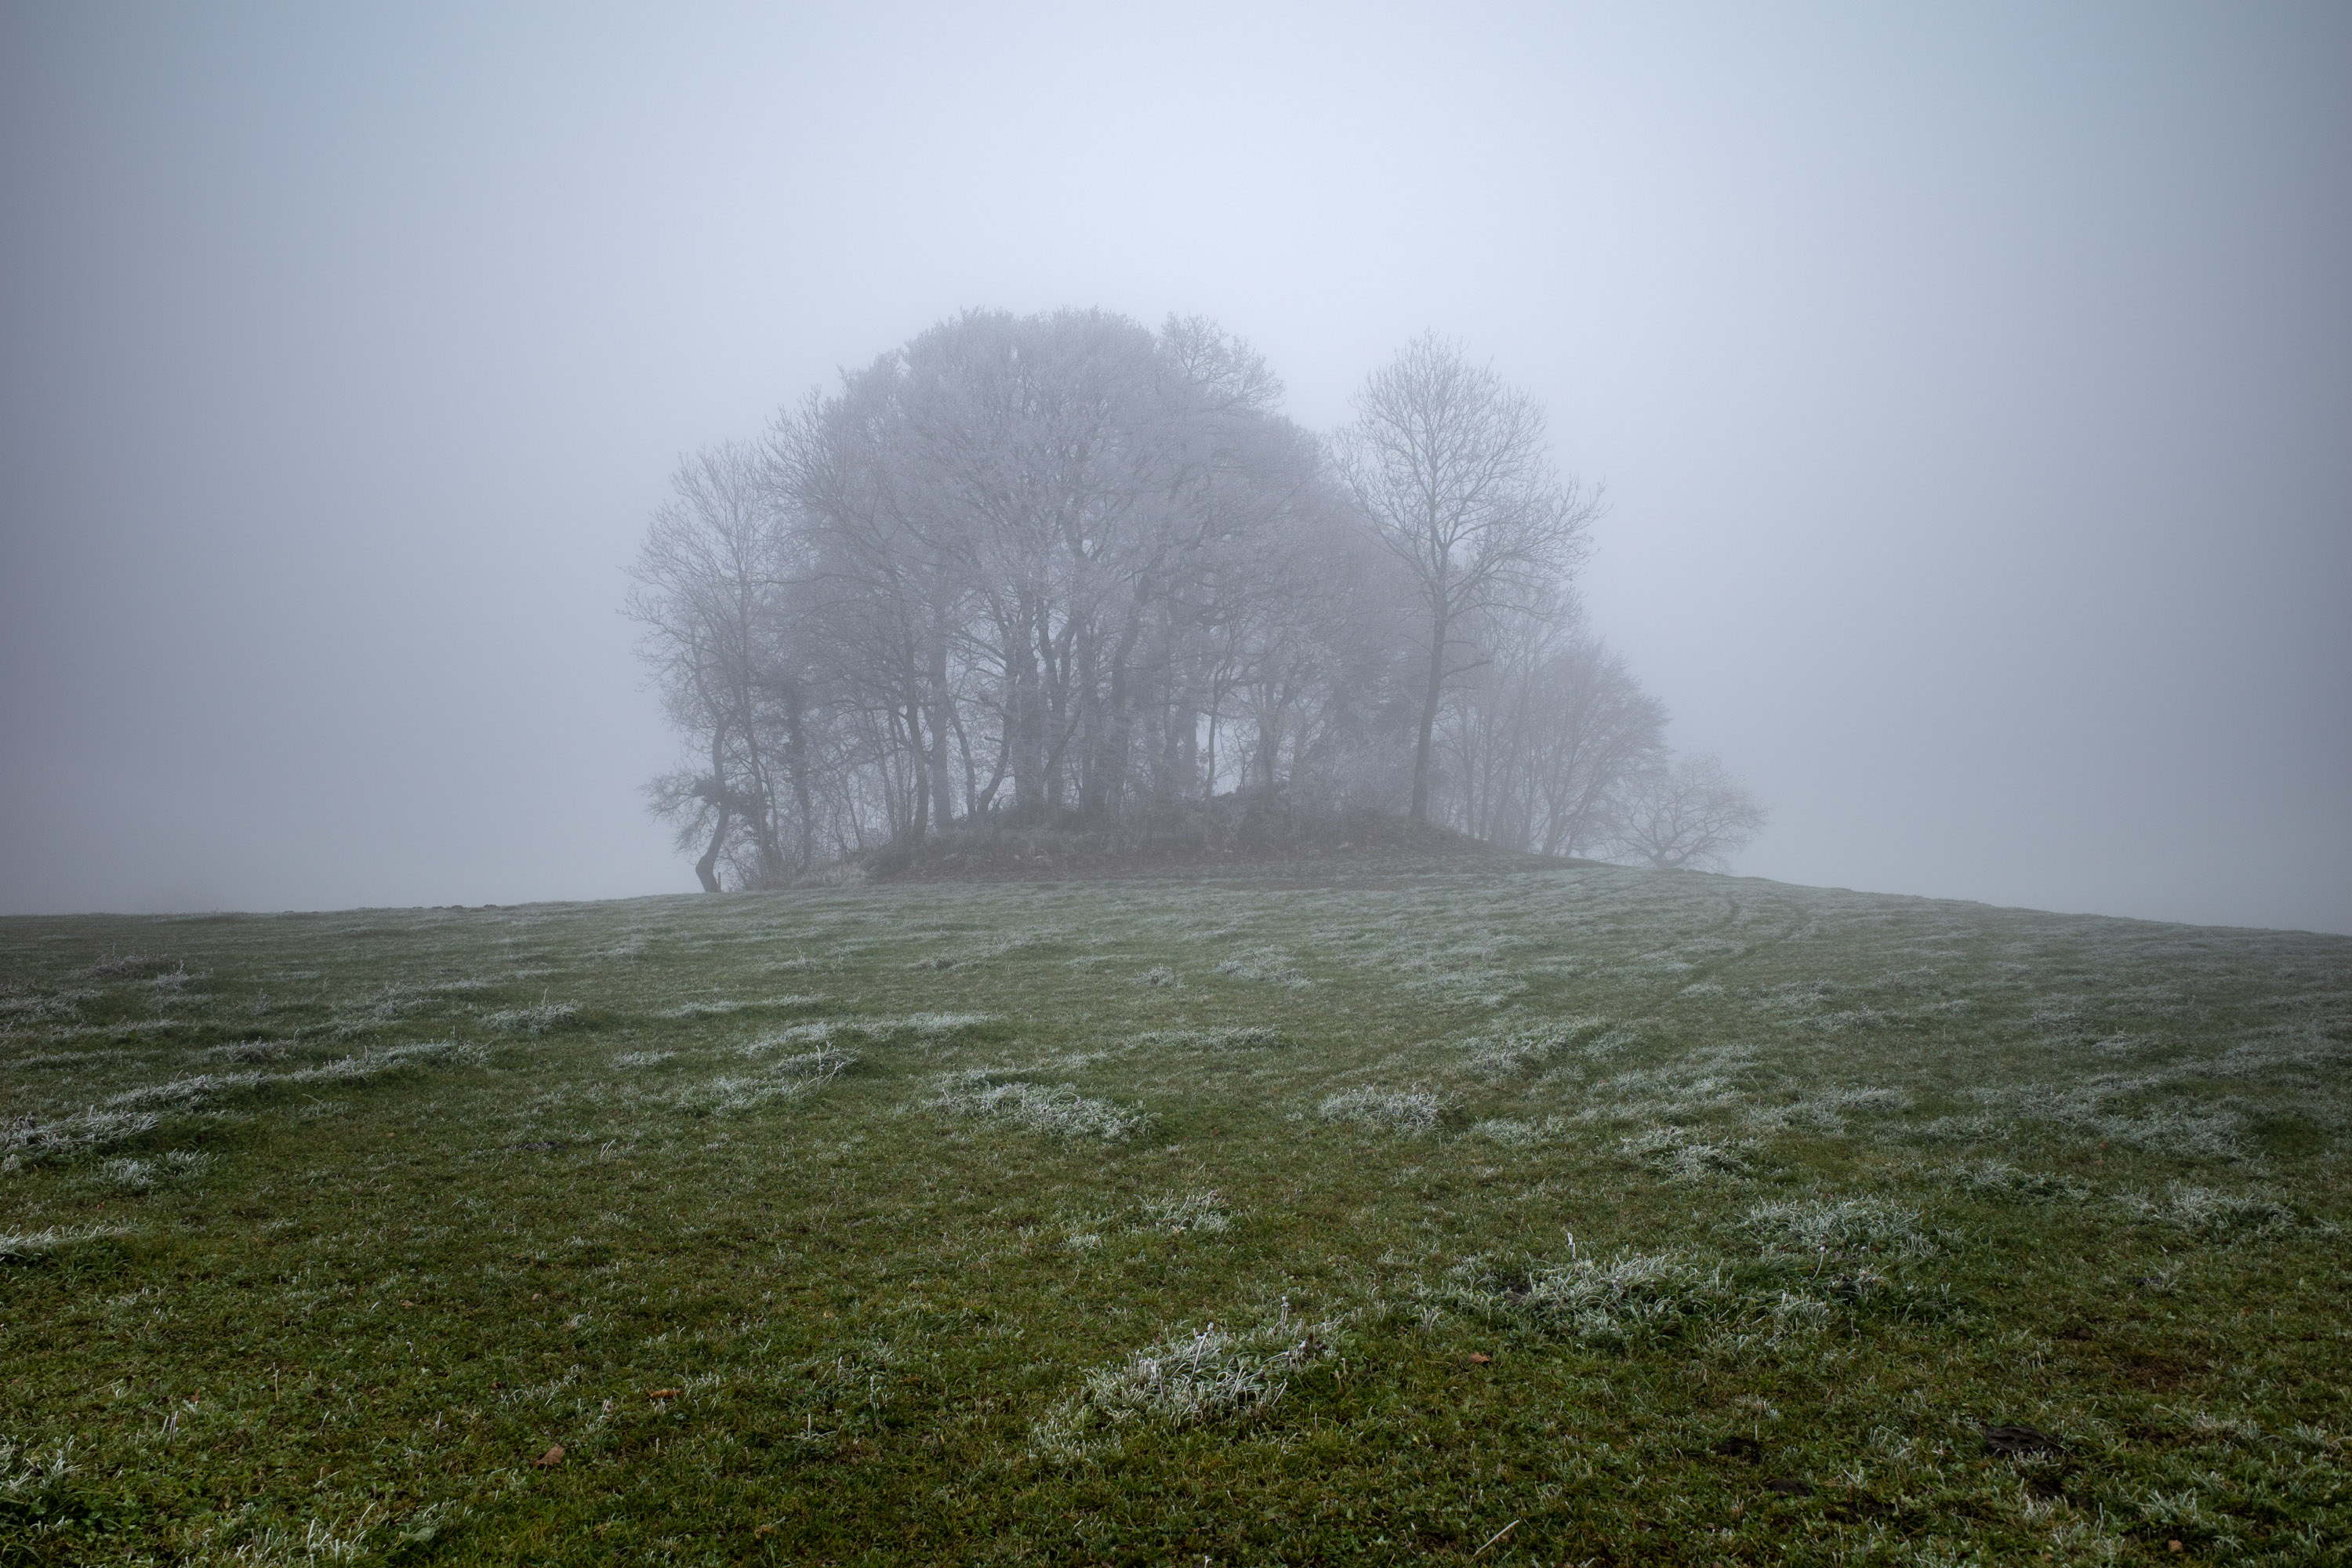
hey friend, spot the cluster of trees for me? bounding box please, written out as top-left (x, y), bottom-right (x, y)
top-left (629, 309), bottom-right (1764, 890)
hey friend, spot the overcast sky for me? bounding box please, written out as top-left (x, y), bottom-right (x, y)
top-left (3, 2), bottom-right (2347, 933)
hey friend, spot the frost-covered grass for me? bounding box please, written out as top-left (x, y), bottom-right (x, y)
top-left (1619, 1122), bottom-right (1752, 1180)
top-left (0, 861), bottom-right (2347, 1563)
top-left (1138, 1188), bottom-right (1232, 1235)
top-left (1028, 1306), bottom-right (1341, 1461)
top-left (1943, 1156), bottom-right (2094, 1203)
top-left (1457, 1015), bottom-right (1606, 1076)
top-left (84, 1150), bottom-right (213, 1190)
top-left (674, 1046), bottom-right (855, 1113)
top-left (928, 1069), bottom-right (1149, 1141)
top-left (1471, 1114), bottom-right (1569, 1148)
top-left (482, 1000), bottom-right (583, 1034)
top-left (0, 1221), bottom-right (136, 1260)
top-left (1742, 1194), bottom-right (1943, 1258)
top-left (2, 1106), bottom-right (162, 1163)
top-left (2114, 1182), bottom-right (2320, 1241)
top-left (1317, 1083), bottom-right (1456, 1135)
top-left (1127, 1024), bottom-right (1285, 1050)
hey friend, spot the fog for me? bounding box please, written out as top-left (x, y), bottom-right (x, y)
top-left (3, 2), bottom-right (2346, 932)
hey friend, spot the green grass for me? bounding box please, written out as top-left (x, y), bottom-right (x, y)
top-left (2, 862), bottom-right (2347, 1565)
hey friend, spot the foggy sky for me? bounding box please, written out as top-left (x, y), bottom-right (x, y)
top-left (3, 2), bottom-right (2347, 933)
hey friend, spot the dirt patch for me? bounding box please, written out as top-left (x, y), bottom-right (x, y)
top-left (1982, 1423), bottom-right (2065, 1457)
top-left (2113, 1350), bottom-right (2205, 1390)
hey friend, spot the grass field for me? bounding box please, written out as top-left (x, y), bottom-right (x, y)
top-left (3, 861), bottom-right (2348, 1565)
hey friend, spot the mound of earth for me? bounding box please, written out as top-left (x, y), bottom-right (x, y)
top-left (844, 810), bottom-right (1586, 884)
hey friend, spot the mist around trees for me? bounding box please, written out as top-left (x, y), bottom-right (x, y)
top-left (628, 310), bottom-right (1762, 890)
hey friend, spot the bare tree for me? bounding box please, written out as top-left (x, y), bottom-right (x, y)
top-left (634, 310), bottom-right (1746, 888)
top-left (1519, 626), bottom-right (1670, 857)
top-left (1337, 334), bottom-right (1599, 821)
top-left (627, 443), bottom-right (833, 889)
top-left (1611, 753), bottom-right (1768, 871)
top-left (1432, 599), bottom-right (1669, 855)
top-left (771, 309), bottom-right (1332, 836)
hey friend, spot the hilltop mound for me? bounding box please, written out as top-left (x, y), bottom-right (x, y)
top-left (845, 808), bottom-right (1579, 884)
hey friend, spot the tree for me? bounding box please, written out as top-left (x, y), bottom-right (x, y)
top-left (1611, 754), bottom-right (1768, 870)
top-left (633, 310), bottom-right (1750, 890)
top-left (1518, 626), bottom-right (1671, 857)
top-left (770, 308), bottom-right (1334, 834)
top-left (1432, 601), bottom-right (1668, 855)
top-left (1337, 334), bottom-right (1600, 822)
top-left (627, 443), bottom-right (831, 890)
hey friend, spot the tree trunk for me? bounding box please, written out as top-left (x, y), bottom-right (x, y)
top-left (695, 724), bottom-right (729, 893)
top-left (1410, 605), bottom-right (1448, 822)
top-left (927, 635), bottom-right (955, 832)
top-left (907, 700), bottom-right (929, 843)
top-left (783, 686), bottom-right (815, 874)
top-left (1008, 595), bottom-right (1047, 825)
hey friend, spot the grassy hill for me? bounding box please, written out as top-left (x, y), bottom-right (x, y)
top-left (2, 862), bottom-right (2347, 1564)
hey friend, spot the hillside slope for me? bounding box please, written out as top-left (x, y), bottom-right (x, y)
top-left (2, 866), bottom-right (2347, 1563)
